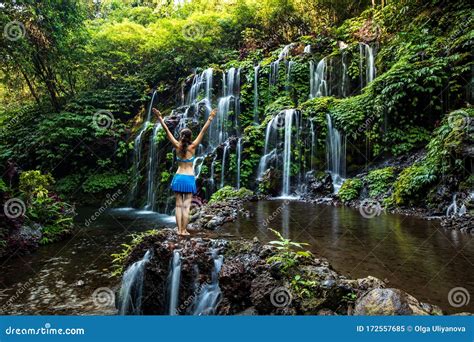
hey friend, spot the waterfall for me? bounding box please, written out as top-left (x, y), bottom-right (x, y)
top-left (310, 119), bottom-right (316, 168)
top-left (304, 45), bottom-right (311, 53)
top-left (253, 65), bottom-right (260, 123)
top-left (286, 61), bottom-right (295, 92)
top-left (310, 58), bottom-right (328, 98)
top-left (209, 68), bottom-right (240, 148)
top-left (257, 116), bottom-right (278, 179)
top-left (167, 250), bottom-right (182, 315)
top-left (256, 110), bottom-right (300, 197)
top-left (281, 109), bottom-right (298, 197)
top-left (191, 250), bottom-right (223, 315)
top-left (359, 43), bottom-right (376, 88)
top-left (269, 44), bottom-right (292, 88)
top-left (209, 154), bottom-right (218, 192)
top-left (220, 141), bottom-right (230, 188)
top-left (326, 114), bottom-right (345, 193)
top-left (446, 194), bottom-right (458, 217)
top-left (144, 123), bottom-right (162, 211)
top-left (118, 250), bottom-right (152, 315)
top-left (129, 90), bottom-right (158, 204)
top-left (236, 137), bottom-right (242, 189)
top-left (341, 52), bottom-right (349, 98)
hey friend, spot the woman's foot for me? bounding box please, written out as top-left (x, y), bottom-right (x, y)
top-left (178, 229), bottom-right (190, 236)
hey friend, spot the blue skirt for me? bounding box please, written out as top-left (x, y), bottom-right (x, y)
top-left (171, 174), bottom-right (197, 194)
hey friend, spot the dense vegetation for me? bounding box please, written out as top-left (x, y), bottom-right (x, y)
top-left (0, 0), bottom-right (472, 255)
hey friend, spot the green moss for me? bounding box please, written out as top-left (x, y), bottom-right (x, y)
top-left (208, 186), bottom-right (253, 204)
top-left (338, 178), bottom-right (363, 202)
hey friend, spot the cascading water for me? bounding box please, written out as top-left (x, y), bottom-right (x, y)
top-left (191, 249), bottom-right (223, 315)
top-left (144, 123), bottom-right (162, 211)
top-left (167, 250), bottom-right (182, 315)
top-left (281, 109), bottom-right (298, 197)
top-left (236, 137), bottom-right (242, 189)
top-left (341, 52), bottom-right (349, 98)
top-left (129, 90), bottom-right (158, 204)
top-left (326, 114), bottom-right (346, 193)
top-left (304, 45), bottom-right (311, 53)
top-left (310, 119), bottom-right (316, 169)
top-left (286, 61), bottom-right (295, 92)
top-left (253, 64), bottom-right (260, 123)
top-left (257, 109), bottom-right (300, 197)
top-left (118, 250), bottom-right (152, 315)
top-left (209, 68), bottom-right (240, 148)
top-left (359, 43), bottom-right (376, 88)
top-left (220, 141), bottom-right (230, 188)
top-left (269, 44), bottom-right (292, 88)
top-left (310, 58), bottom-right (328, 98)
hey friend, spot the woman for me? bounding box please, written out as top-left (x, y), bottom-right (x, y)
top-left (152, 107), bottom-right (217, 236)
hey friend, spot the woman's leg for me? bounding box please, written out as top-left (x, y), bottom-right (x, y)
top-left (175, 193), bottom-right (183, 233)
top-left (181, 193), bottom-right (192, 235)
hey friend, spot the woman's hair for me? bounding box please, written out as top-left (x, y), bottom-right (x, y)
top-left (179, 128), bottom-right (192, 155)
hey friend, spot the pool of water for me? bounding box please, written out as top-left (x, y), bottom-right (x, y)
top-left (221, 200), bottom-right (474, 314)
top-left (0, 208), bottom-right (175, 315)
top-left (0, 201), bottom-right (472, 315)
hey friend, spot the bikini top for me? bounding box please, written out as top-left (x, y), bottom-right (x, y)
top-left (176, 155), bottom-right (195, 163)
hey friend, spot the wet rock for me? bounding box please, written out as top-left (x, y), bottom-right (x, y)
top-left (441, 215), bottom-right (473, 233)
top-left (7, 224), bottom-right (42, 255)
top-left (250, 271), bottom-right (286, 314)
top-left (306, 172), bottom-right (334, 196)
top-left (354, 288), bottom-right (443, 315)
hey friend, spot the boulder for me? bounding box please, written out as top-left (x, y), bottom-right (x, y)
top-left (354, 288), bottom-right (443, 315)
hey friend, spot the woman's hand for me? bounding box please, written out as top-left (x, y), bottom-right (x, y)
top-left (152, 108), bottom-right (162, 120)
top-left (209, 108), bottom-right (218, 120)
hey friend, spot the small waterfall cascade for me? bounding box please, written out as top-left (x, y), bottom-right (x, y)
top-left (191, 249), bottom-right (224, 315)
top-left (129, 90), bottom-right (158, 204)
top-left (209, 68), bottom-right (240, 148)
top-left (236, 137), bottom-right (242, 189)
top-left (341, 52), bottom-right (349, 98)
top-left (167, 250), bottom-right (182, 315)
top-left (286, 61), bottom-right (295, 92)
top-left (253, 64), bottom-right (260, 123)
top-left (446, 194), bottom-right (458, 217)
top-left (118, 250), bottom-right (152, 315)
top-left (281, 109), bottom-right (299, 197)
top-left (304, 45), bottom-right (311, 53)
top-left (446, 194), bottom-right (469, 217)
top-left (220, 141), bottom-right (230, 188)
top-left (359, 43), bottom-right (376, 88)
top-left (144, 122), bottom-right (162, 211)
top-left (310, 58), bottom-right (328, 98)
top-left (186, 67), bottom-right (213, 109)
top-left (326, 114), bottom-right (346, 193)
top-left (269, 44), bottom-right (292, 88)
top-left (310, 119), bottom-right (317, 169)
top-left (257, 115), bottom-right (279, 179)
top-left (257, 109), bottom-right (301, 197)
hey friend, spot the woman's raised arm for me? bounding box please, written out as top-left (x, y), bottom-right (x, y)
top-left (152, 108), bottom-right (179, 148)
top-left (192, 109), bottom-right (217, 148)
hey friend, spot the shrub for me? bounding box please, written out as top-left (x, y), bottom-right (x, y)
top-left (338, 178), bottom-right (363, 202)
top-left (209, 186), bottom-right (253, 204)
top-left (82, 172), bottom-right (129, 194)
top-left (364, 167), bottom-right (395, 197)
